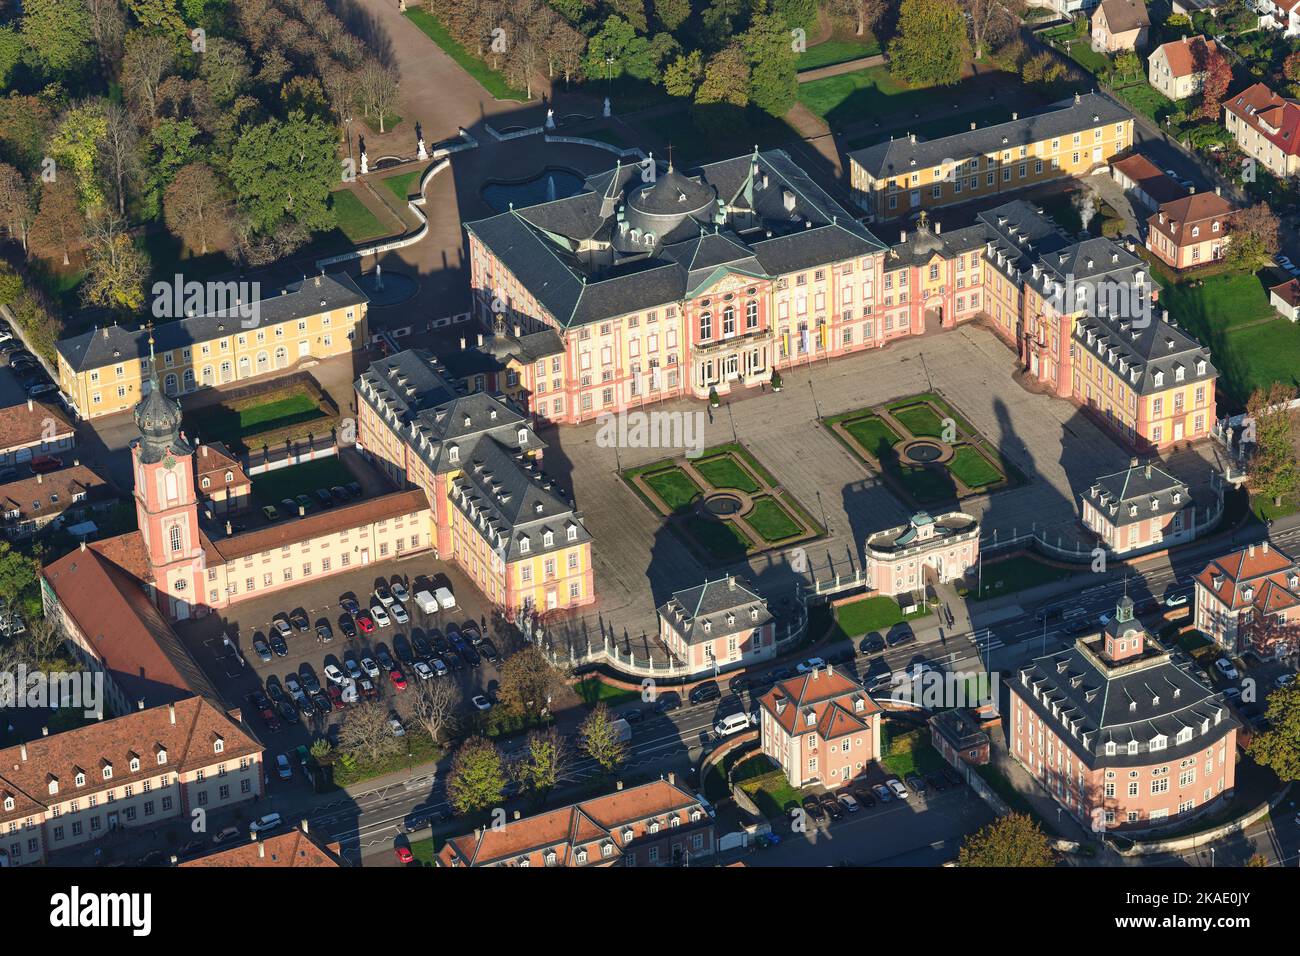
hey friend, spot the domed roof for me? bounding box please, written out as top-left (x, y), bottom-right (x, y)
top-left (627, 168), bottom-right (717, 218)
top-left (134, 377), bottom-right (185, 464)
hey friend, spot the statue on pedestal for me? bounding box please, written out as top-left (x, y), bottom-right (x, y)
top-left (602, 96), bottom-right (611, 118)
top-left (360, 150), bottom-right (368, 175)
top-left (545, 108), bottom-right (556, 130)
top-left (417, 136), bottom-right (427, 160)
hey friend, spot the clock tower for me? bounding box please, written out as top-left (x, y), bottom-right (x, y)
top-left (131, 330), bottom-right (206, 620)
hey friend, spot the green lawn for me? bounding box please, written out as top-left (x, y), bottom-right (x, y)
top-left (328, 190), bottom-right (388, 244)
top-left (745, 496), bottom-right (804, 542)
top-left (796, 38), bottom-right (882, 72)
top-left (1113, 81), bottom-right (1177, 124)
top-left (574, 678), bottom-right (642, 708)
top-left (892, 402), bottom-right (947, 438)
top-left (251, 456), bottom-right (354, 506)
top-left (841, 414), bottom-right (901, 457)
top-left (187, 390), bottom-right (328, 446)
top-left (694, 454), bottom-right (760, 493)
top-left (880, 727), bottom-right (946, 777)
top-left (797, 64), bottom-right (949, 125)
top-left (407, 833), bottom-right (444, 864)
top-left (681, 515), bottom-right (751, 561)
top-left (947, 445), bottom-right (1005, 490)
top-left (835, 595), bottom-right (930, 636)
top-left (404, 9), bottom-right (528, 101)
top-left (702, 442), bottom-right (778, 486)
top-left (734, 757), bottom-right (804, 818)
top-left (972, 555), bottom-right (1075, 600)
top-left (383, 170), bottom-right (422, 201)
top-left (1162, 272), bottom-right (1276, 336)
top-left (642, 467), bottom-right (703, 513)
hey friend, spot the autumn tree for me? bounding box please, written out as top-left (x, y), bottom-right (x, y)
top-left (50, 101), bottom-right (110, 211)
top-left (338, 702), bottom-right (402, 764)
top-left (402, 676), bottom-right (460, 743)
top-left (29, 178), bottom-right (86, 266)
top-left (199, 37), bottom-right (253, 107)
top-left (1228, 202), bottom-right (1280, 271)
top-left (579, 703), bottom-right (627, 774)
top-left (81, 213), bottom-right (150, 312)
top-left (889, 0), bottom-right (971, 87)
top-left (1245, 382), bottom-right (1299, 508)
top-left (497, 645), bottom-right (562, 721)
top-left (663, 50), bottom-right (703, 97)
top-left (446, 736), bottom-right (508, 815)
top-left (86, 0), bottom-right (127, 76)
top-left (163, 162), bottom-right (233, 256)
top-left (1248, 683), bottom-right (1300, 782)
top-left (512, 727), bottom-right (572, 804)
top-left (0, 163), bottom-right (33, 252)
top-left (20, 0), bottom-right (96, 79)
top-left (121, 31), bottom-right (176, 123)
top-left (963, 0), bottom-right (1024, 61)
top-left (692, 42), bottom-right (750, 135)
top-left (958, 812), bottom-right (1054, 866)
top-left (1195, 43), bottom-right (1232, 122)
top-left (98, 101), bottom-right (139, 217)
top-left (826, 0), bottom-right (886, 36)
top-left (654, 0), bottom-right (690, 30)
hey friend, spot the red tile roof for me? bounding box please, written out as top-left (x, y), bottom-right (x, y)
top-left (758, 666), bottom-right (881, 739)
top-left (1111, 154), bottom-right (1187, 206)
top-left (194, 442), bottom-right (250, 496)
top-left (1196, 541), bottom-right (1300, 614)
top-left (437, 778), bottom-right (710, 867)
top-left (180, 826), bottom-right (342, 867)
top-left (1225, 83), bottom-right (1300, 159)
top-left (1271, 279), bottom-right (1300, 307)
top-left (0, 399), bottom-right (73, 452)
top-left (1148, 191), bottom-right (1235, 248)
top-left (0, 697), bottom-right (260, 825)
top-left (1151, 35), bottom-right (1213, 79)
top-left (0, 464), bottom-right (113, 524)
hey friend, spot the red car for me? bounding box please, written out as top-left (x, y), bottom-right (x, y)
top-left (356, 612), bottom-right (375, 634)
top-left (395, 846), bottom-right (414, 864)
top-left (388, 668), bottom-right (407, 691)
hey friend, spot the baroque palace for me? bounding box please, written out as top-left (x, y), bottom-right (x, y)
top-left (465, 144), bottom-right (1213, 452)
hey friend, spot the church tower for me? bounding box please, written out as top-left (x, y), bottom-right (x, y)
top-left (131, 329), bottom-right (206, 620)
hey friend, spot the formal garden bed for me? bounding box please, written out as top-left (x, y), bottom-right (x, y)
top-left (824, 391), bottom-right (1023, 507)
top-left (622, 442), bottom-right (823, 565)
top-left (185, 378), bottom-right (339, 453)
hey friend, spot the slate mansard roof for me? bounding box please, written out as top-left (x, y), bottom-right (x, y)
top-left (1087, 460), bottom-right (1193, 527)
top-left (465, 149), bottom-right (886, 330)
top-left (1013, 630), bottom-right (1237, 770)
top-left (57, 272), bottom-right (368, 373)
top-left (849, 92), bottom-right (1132, 181)
top-left (356, 350), bottom-right (590, 562)
top-left (658, 575), bottom-right (773, 644)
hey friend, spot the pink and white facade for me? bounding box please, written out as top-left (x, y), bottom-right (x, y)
top-left (865, 511), bottom-right (980, 597)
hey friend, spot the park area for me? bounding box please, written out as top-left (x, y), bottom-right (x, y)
top-left (1159, 269), bottom-right (1300, 408)
top-left (825, 392), bottom-right (1021, 507)
top-left (622, 442), bottom-right (822, 565)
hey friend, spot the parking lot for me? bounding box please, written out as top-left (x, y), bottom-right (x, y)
top-left (175, 554), bottom-right (513, 763)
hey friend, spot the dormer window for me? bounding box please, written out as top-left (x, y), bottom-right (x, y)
top-left (1175, 367), bottom-right (1184, 382)
top-left (1105, 742), bottom-right (1116, 755)
top-left (649, 821), bottom-right (660, 834)
top-left (102, 765), bottom-right (113, 780)
top-left (48, 779), bottom-right (58, 796)
top-left (129, 756), bottom-right (140, 772)
top-left (213, 737), bottom-right (224, 754)
top-left (225, 471), bottom-right (233, 482)
top-left (1212, 221), bottom-right (1220, 232)
top-left (1128, 741), bottom-right (1139, 755)
top-left (623, 828), bottom-right (634, 844)
top-left (519, 538), bottom-right (529, 553)
top-left (576, 849), bottom-right (588, 864)
top-left (544, 850), bottom-right (557, 866)
top-left (517, 428), bottom-right (528, 445)
top-left (2, 796), bottom-right (12, 811)
top-left (448, 446), bottom-right (460, 463)
top-left (543, 531), bottom-right (553, 547)
top-left (74, 771), bottom-right (85, 787)
top-left (750, 607), bottom-right (759, 621)
top-left (567, 525), bottom-right (577, 541)
top-left (1154, 371), bottom-right (1164, 387)
top-left (1150, 735), bottom-right (1166, 751)
top-left (156, 749), bottom-right (167, 765)
top-left (602, 843), bottom-right (614, 857)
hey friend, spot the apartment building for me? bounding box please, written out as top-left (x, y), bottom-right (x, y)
top-left (437, 776), bottom-right (714, 867)
top-left (656, 575), bottom-right (775, 675)
top-left (1222, 83), bottom-right (1300, 181)
top-left (1081, 459), bottom-right (1200, 555)
top-left (0, 697), bottom-right (262, 866)
top-left (55, 272), bottom-right (368, 420)
top-left (1147, 35), bottom-right (1215, 101)
top-left (1194, 540), bottom-right (1300, 657)
top-left (757, 666), bottom-right (884, 790)
top-left (0, 397), bottom-right (75, 469)
top-left (1008, 596), bottom-right (1239, 832)
top-left (865, 510), bottom-right (980, 597)
top-left (848, 93), bottom-right (1133, 219)
top-left (1146, 190), bottom-right (1235, 270)
top-left (355, 349), bottom-right (594, 616)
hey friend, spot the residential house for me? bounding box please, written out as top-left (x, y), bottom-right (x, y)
top-left (0, 464), bottom-right (115, 539)
top-left (1008, 596), bottom-right (1239, 832)
top-left (929, 709), bottom-right (991, 768)
top-left (1147, 35), bottom-right (1215, 101)
top-left (193, 441), bottom-right (251, 517)
top-left (436, 776), bottom-right (714, 867)
top-left (1258, 0), bottom-right (1300, 37)
top-left (657, 575), bottom-right (775, 675)
top-left (1081, 458), bottom-right (1204, 555)
top-left (1194, 540), bottom-right (1300, 657)
top-left (1223, 83), bottom-right (1300, 181)
top-left (0, 398), bottom-right (75, 470)
top-left (1146, 191), bottom-right (1235, 269)
top-left (0, 697), bottom-right (263, 866)
top-left (757, 666), bottom-right (884, 790)
top-left (1091, 0), bottom-right (1150, 52)
top-left (1269, 278), bottom-right (1300, 320)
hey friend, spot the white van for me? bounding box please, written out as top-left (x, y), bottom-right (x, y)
top-left (434, 586), bottom-right (456, 610)
top-left (714, 713), bottom-right (751, 738)
top-left (249, 812), bottom-right (282, 835)
top-left (413, 590), bottom-right (439, 614)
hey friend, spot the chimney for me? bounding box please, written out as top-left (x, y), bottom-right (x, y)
top-left (225, 521), bottom-right (232, 535)
top-left (474, 827), bottom-right (483, 841)
top-left (728, 576), bottom-right (736, 590)
top-left (169, 854), bottom-right (178, 865)
top-left (477, 333), bottom-right (484, 347)
top-left (300, 818), bottom-right (309, 834)
top-left (35, 473), bottom-right (41, 484)
top-left (615, 780), bottom-right (624, 791)
top-left (257, 841), bottom-right (266, 859)
top-left (299, 505), bottom-right (305, 517)
top-left (41, 726), bottom-right (48, 737)
top-left (513, 324), bottom-right (521, 338)
top-left (1249, 543), bottom-right (1256, 557)
top-left (1215, 185), bottom-right (1222, 196)
top-left (79, 540), bottom-right (86, 552)
top-left (26, 397), bottom-right (32, 411)
top-left (169, 702), bottom-right (176, 725)
top-left (970, 122), bottom-right (976, 130)
top-left (459, 336), bottom-right (466, 350)
top-left (668, 771), bottom-right (676, 785)
top-left (202, 445), bottom-right (208, 457)
top-left (1144, 463), bottom-right (1151, 479)
top-left (72, 457), bottom-right (79, 467)
top-left (137, 698), bottom-right (145, 710)
top-left (19, 743), bottom-right (26, 761)
top-left (1129, 456), bottom-right (1139, 468)
top-left (935, 222), bottom-right (941, 235)
top-left (1012, 112), bottom-right (1019, 120)
top-left (512, 810), bottom-right (521, 820)
top-left (1263, 541), bottom-right (1270, 554)
top-left (909, 133), bottom-right (917, 144)
top-left (249, 826), bottom-right (258, 843)
top-left (900, 230), bottom-right (908, 243)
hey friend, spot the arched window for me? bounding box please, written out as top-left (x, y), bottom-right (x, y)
top-left (164, 373), bottom-right (178, 396)
top-left (201, 366), bottom-right (214, 386)
top-left (746, 300), bottom-right (758, 329)
top-left (169, 524), bottom-right (182, 553)
top-left (722, 307), bottom-right (735, 336)
top-left (699, 311), bottom-right (712, 340)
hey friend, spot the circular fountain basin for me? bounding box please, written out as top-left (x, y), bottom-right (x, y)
top-left (898, 438), bottom-right (953, 466)
top-left (702, 493), bottom-right (743, 516)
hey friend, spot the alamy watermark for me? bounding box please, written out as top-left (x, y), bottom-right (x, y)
top-left (150, 275), bottom-right (263, 329)
top-left (0, 665), bottom-right (103, 718)
top-left (595, 409), bottom-right (705, 459)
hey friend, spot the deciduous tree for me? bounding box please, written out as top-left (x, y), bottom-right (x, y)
top-left (1195, 43), bottom-right (1232, 122)
top-left (199, 37), bottom-right (253, 107)
top-left (338, 702), bottom-right (402, 764)
top-left (497, 645), bottom-right (562, 721)
top-left (228, 110), bottom-right (337, 235)
top-left (446, 736), bottom-right (507, 815)
top-left (98, 101), bottom-right (139, 218)
top-left (579, 702), bottom-right (627, 774)
top-left (512, 726), bottom-right (571, 803)
top-left (123, 32), bottom-right (177, 124)
top-left (1228, 202), bottom-right (1280, 271)
top-left (163, 162), bottom-right (233, 256)
top-left (29, 178), bottom-right (86, 266)
top-left (0, 163), bottom-right (33, 252)
top-left (20, 0), bottom-right (96, 79)
top-left (958, 812), bottom-right (1054, 866)
top-left (1248, 683), bottom-right (1300, 782)
top-left (1245, 382), bottom-right (1299, 508)
top-left (402, 676), bottom-right (461, 743)
top-left (82, 213), bottom-right (150, 312)
top-left (889, 0), bottom-right (971, 87)
top-left (742, 10), bottom-right (798, 118)
top-left (963, 0), bottom-right (1024, 60)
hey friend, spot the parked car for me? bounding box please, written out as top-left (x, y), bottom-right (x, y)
top-left (316, 622), bottom-right (333, 643)
top-left (395, 845), bottom-right (414, 864)
top-left (311, 691), bottom-right (332, 714)
top-left (344, 657), bottom-right (362, 681)
top-left (873, 783), bottom-right (893, 803)
top-left (391, 603), bottom-right (409, 625)
top-left (837, 792), bottom-right (860, 813)
top-left (1164, 592), bottom-right (1190, 608)
top-left (356, 612), bottom-right (375, 634)
top-left (905, 773), bottom-right (927, 794)
top-left (294, 494), bottom-right (313, 514)
top-left (412, 634), bottom-right (433, 660)
top-left (689, 681), bottom-right (721, 705)
top-left (413, 660), bottom-right (434, 681)
top-left (315, 488), bottom-right (333, 508)
top-left (886, 625), bottom-right (916, 647)
top-left (429, 658), bottom-right (448, 677)
top-left (26, 382), bottom-right (57, 398)
top-left (472, 694), bottom-right (492, 711)
top-left (375, 584), bottom-right (395, 606)
top-left (370, 604), bottom-right (391, 628)
top-left (29, 454), bottom-right (63, 474)
top-left (250, 813), bottom-right (283, 835)
top-left (340, 596), bottom-right (361, 616)
top-left (796, 657), bottom-right (827, 674)
top-left (887, 778), bottom-right (910, 800)
top-left (330, 485), bottom-right (349, 504)
top-left (1275, 673), bottom-right (1296, 689)
top-left (800, 795), bottom-right (825, 822)
top-left (654, 692), bottom-right (682, 713)
top-left (461, 644), bottom-right (482, 668)
top-left (391, 582), bottom-right (410, 604)
top-left (275, 753), bottom-right (293, 780)
top-left (323, 663), bottom-right (346, 686)
top-left (289, 609), bottom-right (310, 632)
top-left (261, 505), bottom-right (279, 521)
top-left (376, 647), bottom-right (395, 671)
top-left (388, 669), bottom-right (407, 691)
top-left (1214, 658), bottom-right (1240, 681)
top-left (346, 481), bottom-right (363, 498)
top-left (338, 616), bottom-right (357, 640)
top-left (852, 786), bottom-right (877, 808)
top-left (252, 636), bottom-right (272, 662)
top-left (480, 640), bottom-right (501, 665)
top-left (361, 656), bottom-right (380, 678)
top-left (860, 632), bottom-right (885, 654)
top-left (821, 795), bottom-right (844, 821)
top-left (276, 700), bottom-right (299, 724)
top-left (925, 771), bottom-right (948, 791)
top-left (298, 665), bottom-right (321, 694)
